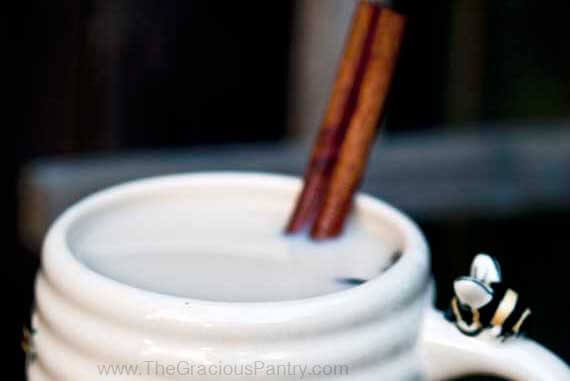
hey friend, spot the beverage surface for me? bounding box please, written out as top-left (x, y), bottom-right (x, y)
top-left (68, 189), bottom-right (397, 302)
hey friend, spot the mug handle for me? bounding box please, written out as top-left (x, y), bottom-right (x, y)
top-left (420, 308), bottom-right (570, 380)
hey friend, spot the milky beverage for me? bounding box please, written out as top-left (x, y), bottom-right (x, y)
top-left (68, 185), bottom-right (400, 302)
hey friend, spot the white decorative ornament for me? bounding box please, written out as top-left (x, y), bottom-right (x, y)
top-left (454, 277), bottom-right (494, 309)
top-left (470, 253), bottom-right (502, 285)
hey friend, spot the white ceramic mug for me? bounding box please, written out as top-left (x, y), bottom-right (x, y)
top-left (28, 173), bottom-right (569, 380)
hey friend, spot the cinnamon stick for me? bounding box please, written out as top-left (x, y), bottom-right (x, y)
top-left (286, 1), bottom-right (381, 233)
top-left (311, 8), bottom-right (407, 239)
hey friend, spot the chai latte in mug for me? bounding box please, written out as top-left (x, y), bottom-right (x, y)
top-left (67, 185), bottom-right (400, 302)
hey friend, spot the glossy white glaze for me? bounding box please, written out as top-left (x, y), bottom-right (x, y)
top-left (28, 173), bottom-right (569, 380)
top-left (421, 309), bottom-right (570, 380)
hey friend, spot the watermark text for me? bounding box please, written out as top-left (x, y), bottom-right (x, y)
top-left (97, 360), bottom-right (349, 379)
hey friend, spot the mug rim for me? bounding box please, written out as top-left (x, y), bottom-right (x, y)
top-left (41, 172), bottom-right (430, 328)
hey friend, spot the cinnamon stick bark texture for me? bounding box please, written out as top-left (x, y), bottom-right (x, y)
top-left (286, 1), bottom-right (378, 234)
top-left (286, 1), bottom-right (407, 239)
top-left (311, 8), bottom-right (407, 239)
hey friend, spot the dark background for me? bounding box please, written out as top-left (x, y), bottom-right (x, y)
top-left (12, 1), bottom-right (570, 380)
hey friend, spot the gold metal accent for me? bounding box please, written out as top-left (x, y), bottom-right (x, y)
top-left (491, 289), bottom-right (518, 327)
top-left (513, 308), bottom-right (531, 333)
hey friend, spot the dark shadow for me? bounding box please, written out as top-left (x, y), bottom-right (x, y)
top-left (451, 376), bottom-right (510, 381)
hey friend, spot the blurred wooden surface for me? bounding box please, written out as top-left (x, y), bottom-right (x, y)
top-left (19, 123), bottom-right (569, 251)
